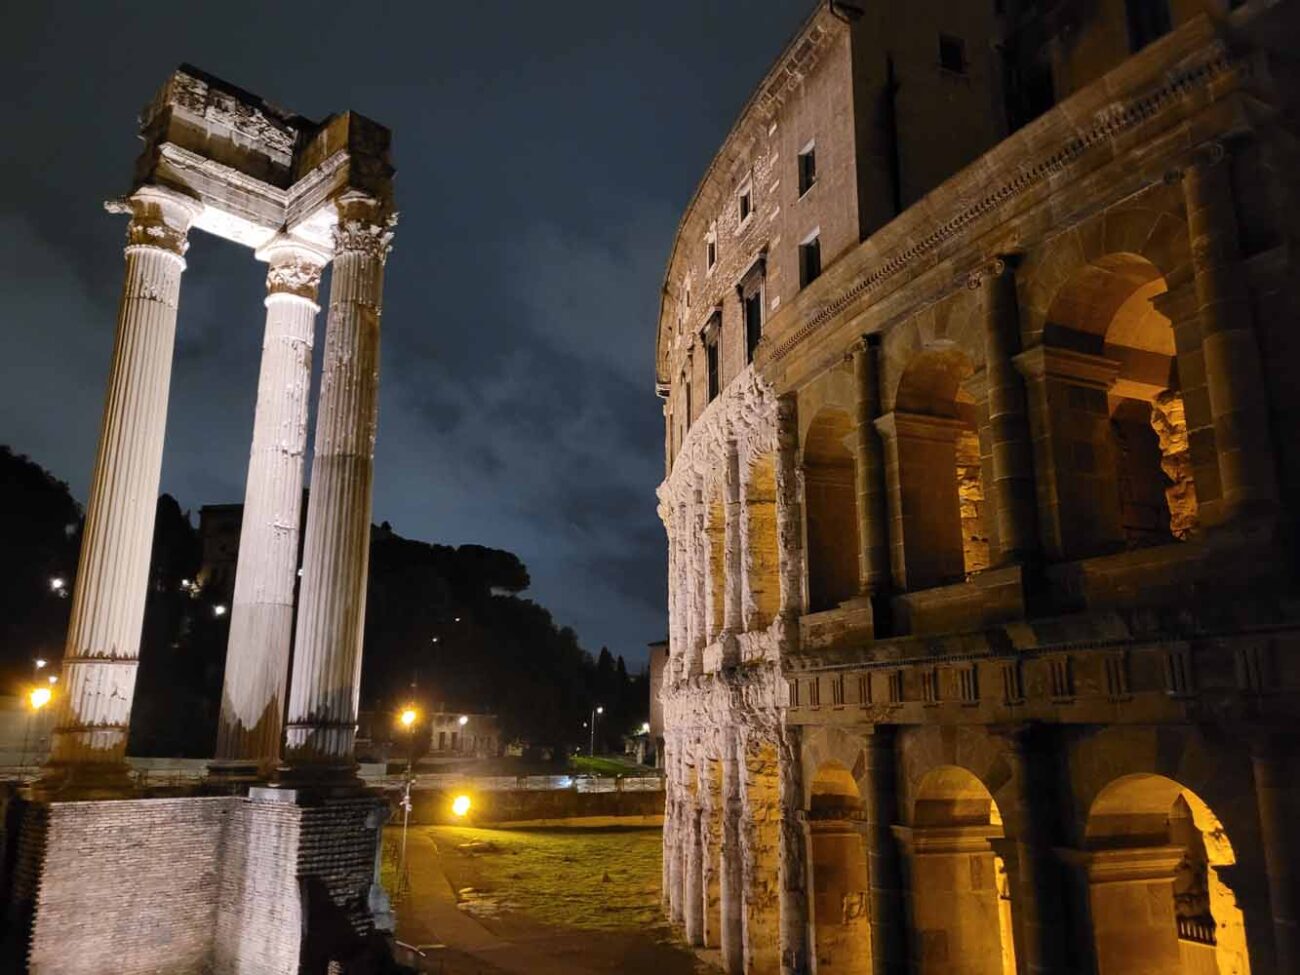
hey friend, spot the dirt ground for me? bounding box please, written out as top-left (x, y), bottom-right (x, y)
top-left (388, 824), bottom-right (707, 975)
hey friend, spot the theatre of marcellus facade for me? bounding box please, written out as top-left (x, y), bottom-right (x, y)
top-left (655, 2), bottom-right (1300, 974)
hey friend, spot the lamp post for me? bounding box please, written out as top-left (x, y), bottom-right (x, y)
top-left (396, 705), bottom-right (418, 901)
top-left (589, 705), bottom-right (604, 758)
top-left (23, 684), bottom-right (53, 770)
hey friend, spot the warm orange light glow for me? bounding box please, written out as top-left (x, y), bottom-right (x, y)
top-left (29, 687), bottom-right (52, 710)
top-left (399, 707), bottom-right (418, 728)
top-left (452, 794), bottom-right (471, 817)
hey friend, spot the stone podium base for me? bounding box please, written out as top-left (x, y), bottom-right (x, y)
top-left (1, 785), bottom-right (393, 975)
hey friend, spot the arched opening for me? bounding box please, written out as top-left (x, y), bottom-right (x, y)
top-left (809, 762), bottom-right (872, 975)
top-left (1084, 774), bottom-right (1249, 975)
top-left (804, 409), bottom-right (860, 612)
top-left (743, 454), bottom-right (780, 631)
top-left (887, 347), bottom-right (989, 591)
top-left (1044, 254), bottom-right (1198, 553)
top-left (908, 766), bottom-right (1017, 975)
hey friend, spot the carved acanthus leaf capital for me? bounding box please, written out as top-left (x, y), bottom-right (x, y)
top-left (259, 239), bottom-right (329, 301)
top-left (107, 187), bottom-right (201, 260)
top-left (332, 193), bottom-right (397, 264)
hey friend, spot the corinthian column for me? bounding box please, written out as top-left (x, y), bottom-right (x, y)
top-left (214, 238), bottom-right (328, 773)
top-left (47, 186), bottom-right (200, 783)
top-left (282, 193), bottom-right (395, 774)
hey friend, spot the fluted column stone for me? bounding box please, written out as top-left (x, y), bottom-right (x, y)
top-left (685, 797), bottom-right (705, 945)
top-left (215, 238), bottom-right (328, 772)
top-left (283, 193), bottom-right (395, 773)
top-left (47, 187), bottom-right (199, 783)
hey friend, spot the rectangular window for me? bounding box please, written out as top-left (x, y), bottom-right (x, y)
top-left (738, 185), bottom-right (753, 223)
top-left (684, 377), bottom-right (692, 427)
top-left (450, 731), bottom-right (459, 749)
top-left (438, 731), bottom-right (446, 749)
top-left (706, 239), bottom-right (717, 270)
top-left (702, 314), bottom-right (722, 403)
top-left (706, 335), bottom-right (720, 402)
top-left (744, 292), bottom-right (762, 363)
top-left (799, 234), bottom-right (821, 288)
top-left (797, 144), bottom-right (817, 196)
top-left (939, 34), bottom-right (966, 74)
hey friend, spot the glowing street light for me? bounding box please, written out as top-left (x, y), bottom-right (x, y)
top-left (34, 658), bottom-right (46, 670)
top-left (29, 687), bottom-right (52, 711)
top-left (213, 604), bottom-right (228, 618)
top-left (451, 794), bottom-right (471, 817)
top-left (396, 703), bottom-right (420, 900)
top-left (49, 577), bottom-right (66, 596)
top-left (458, 714), bottom-right (469, 727)
top-left (589, 705), bottom-right (604, 757)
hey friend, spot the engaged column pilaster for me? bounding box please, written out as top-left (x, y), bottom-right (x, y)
top-left (1182, 146), bottom-right (1278, 524)
top-left (215, 237), bottom-right (328, 774)
top-left (976, 258), bottom-right (1040, 564)
top-left (47, 187), bottom-right (199, 784)
top-left (283, 193), bottom-right (395, 776)
top-left (850, 335), bottom-right (891, 632)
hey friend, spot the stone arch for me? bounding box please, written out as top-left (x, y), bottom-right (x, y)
top-left (743, 452), bottom-right (780, 632)
top-left (802, 407), bottom-right (860, 612)
top-left (808, 761), bottom-right (872, 975)
top-left (1043, 251), bottom-right (1198, 549)
top-left (905, 765), bottom-right (1018, 975)
top-left (1083, 774), bottom-right (1250, 975)
top-left (881, 344), bottom-right (989, 589)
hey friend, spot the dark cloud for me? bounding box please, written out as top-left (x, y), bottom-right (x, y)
top-left (0, 0), bottom-right (810, 664)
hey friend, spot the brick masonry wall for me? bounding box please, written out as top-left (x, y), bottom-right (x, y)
top-left (27, 796), bottom-right (232, 975)
top-left (0, 789), bottom-right (389, 975)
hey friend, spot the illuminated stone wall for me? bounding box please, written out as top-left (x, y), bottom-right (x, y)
top-left (656, 4), bottom-right (1300, 974)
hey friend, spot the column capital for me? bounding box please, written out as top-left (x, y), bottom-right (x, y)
top-left (332, 191), bottom-right (397, 264)
top-left (967, 254), bottom-right (1020, 290)
top-left (106, 185), bottom-right (202, 261)
top-left (257, 237), bottom-right (330, 303)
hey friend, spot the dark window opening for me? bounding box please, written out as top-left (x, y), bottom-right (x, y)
top-left (684, 377), bottom-right (692, 427)
top-left (739, 187), bottom-right (753, 222)
top-left (744, 292), bottom-right (763, 363)
top-left (706, 337), bottom-right (720, 402)
top-left (798, 146), bottom-right (817, 196)
top-left (939, 34), bottom-right (966, 74)
top-left (1126, 0), bottom-right (1171, 52)
top-left (706, 238), bottom-right (717, 269)
top-left (799, 236), bottom-right (822, 288)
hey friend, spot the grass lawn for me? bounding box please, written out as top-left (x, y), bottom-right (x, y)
top-left (568, 755), bottom-right (644, 776)
top-left (428, 825), bottom-right (663, 932)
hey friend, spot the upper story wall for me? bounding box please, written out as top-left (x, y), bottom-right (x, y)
top-left (1002, 0), bottom-right (1238, 128)
top-left (658, 6), bottom-right (857, 472)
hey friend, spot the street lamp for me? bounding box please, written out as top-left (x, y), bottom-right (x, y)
top-left (22, 685), bottom-right (52, 769)
top-left (589, 705), bottom-right (604, 757)
top-left (396, 705), bottom-right (419, 901)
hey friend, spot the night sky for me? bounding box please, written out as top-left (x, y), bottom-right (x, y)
top-left (0, 2), bottom-right (810, 666)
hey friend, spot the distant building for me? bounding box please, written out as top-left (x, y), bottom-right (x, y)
top-left (428, 711), bottom-right (500, 758)
top-left (195, 503), bottom-right (242, 599)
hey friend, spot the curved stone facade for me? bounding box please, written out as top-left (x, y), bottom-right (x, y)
top-left (656, 4), bottom-right (1300, 974)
